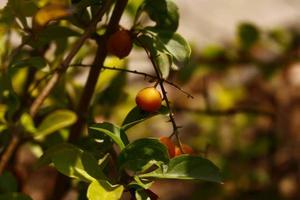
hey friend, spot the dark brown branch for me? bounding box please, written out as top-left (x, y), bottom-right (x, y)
top-left (0, 134), bottom-right (19, 174)
top-left (0, 1), bottom-right (112, 175)
top-left (70, 64), bottom-right (194, 98)
top-left (29, 0), bottom-right (112, 117)
top-left (69, 0), bottom-right (129, 141)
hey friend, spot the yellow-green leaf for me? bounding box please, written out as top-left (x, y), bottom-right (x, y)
top-left (87, 180), bottom-right (124, 200)
top-left (35, 110), bottom-right (77, 139)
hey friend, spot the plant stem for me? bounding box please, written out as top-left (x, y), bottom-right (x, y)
top-left (137, 40), bottom-right (184, 152)
top-left (70, 64), bottom-right (194, 98)
top-left (0, 0), bottom-right (112, 175)
top-left (29, 0), bottom-right (112, 117)
top-left (69, 0), bottom-right (129, 141)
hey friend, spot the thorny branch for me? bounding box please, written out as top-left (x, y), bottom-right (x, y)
top-left (70, 64), bottom-right (194, 98)
top-left (136, 39), bottom-right (184, 152)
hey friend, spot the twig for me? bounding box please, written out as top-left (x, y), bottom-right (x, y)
top-left (29, 0), bottom-right (112, 117)
top-left (69, 0), bottom-right (129, 141)
top-left (0, 133), bottom-right (19, 174)
top-left (0, 0), bottom-right (112, 175)
top-left (137, 39), bottom-right (184, 152)
top-left (70, 64), bottom-right (194, 98)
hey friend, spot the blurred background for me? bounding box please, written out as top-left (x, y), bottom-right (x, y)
top-left (126, 0), bottom-right (300, 199)
top-left (2, 0), bottom-right (300, 199)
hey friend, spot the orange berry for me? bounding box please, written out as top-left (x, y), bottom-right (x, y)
top-left (107, 30), bottom-right (133, 58)
top-left (135, 87), bottom-right (162, 112)
top-left (159, 136), bottom-right (176, 158)
top-left (175, 144), bottom-right (193, 157)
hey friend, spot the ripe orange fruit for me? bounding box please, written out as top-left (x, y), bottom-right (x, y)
top-left (107, 30), bottom-right (133, 58)
top-left (159, 136), bottom-right (176, 158)
top-left (135, 87), bottom-right (162, 112)
top-left (175, 144), bottom-right (193, 156)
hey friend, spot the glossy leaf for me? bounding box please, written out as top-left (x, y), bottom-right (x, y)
top-left (156, 53), bottom-right (171, 78)
top-left (87, 180), bottom-right (124, 200)
top-left (35, 110), bottom-right (77, 139)
top-left (158, 32), bottom-right (191, 68)
top-left (140, 155), bottom-right (222, 183)
top-left (141, 0), bottom-right (179, 32)
top-left (37, 143), bottom-right (104, 182)
top-left (89, 122), bottom-right (129, 150)
top-left (118, 138), bottom-right (169, 172)
top-left (122, 106), bottom-right (168, 130)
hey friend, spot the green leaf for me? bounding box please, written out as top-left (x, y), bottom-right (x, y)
top-left (87, 180), bottom-right (124, 200)
top-left (118, 138), bottom-right (169, 172)
top-left (0, 193), bottom-right (32, 200)
top-left (156, 53), bottom-right (171, 78)
top-left (135, 190), bottom-right (151, 200)
top-left (35, 110), bottom-right (77, 139)
top-left (135, 189), bottom-right (158, 200)
top-left (10, 57), bottom-right (47, 70)
top-left (122, 106), bottom-right (168, 130)
top-left (0, 171), bottom-right (18, 193)
top-left (89, 122), bottom-right (129, 150)
top-left (37, 143), bottom-right (103, 182)
top-left (158, 32), bottom-right (191, 69)
top-left (20, 113), bottom-right (36, 134)
top-left (238, 23), bottom-right (260, 49)
top-left (140, 155), bottom-right (222, 183)
top-left (141, 0), bottom-right (179, 32)
top-left (28, 25), bottom-right (80, 48)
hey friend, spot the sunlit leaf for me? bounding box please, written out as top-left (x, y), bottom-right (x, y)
top-left (37, 143), bottom-right (104, 182)
top-left (87, 180), bottom-right (124, 200)
top-left (89, 122), bottom-right (129, 150)
top-left (34, 4), bottom-right (73, 26)
top-left (140, 155), bottom-right (222, 183)
top-left (35, 110), bottom-right (77, 139)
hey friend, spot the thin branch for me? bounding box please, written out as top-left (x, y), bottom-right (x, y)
top-left (70, 64), bottom-right (194, 98)
top-left (29, 0), bottom-right (112, 117)
top-left (136, 39), bottom-right (184, 152)
top-left (0, 1), bottom-right (113, 175)
top-left (69, 0), bottom-right (129, 141)
top-left (0, 133), bottom-right (19, 174)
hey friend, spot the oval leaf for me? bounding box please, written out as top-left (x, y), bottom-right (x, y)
top-left (122, 106), bottom-right (168, 130)
top-left (35, 110), bottom-right (77, 139)
top-left (36, 143), bottom-right (103, 182)
top-left (140, 155), bottom-right (222, 183)
top-left (141, 0), bottom-right (179, 32)
top-left (89, 122), bottom-right (129, 150)
top-left (10, 57), bottom-right (47, 69)
top-left (158, 32), bottom-right (191, 68)
top-left (87, 180), bottom-right (124, 200)
top-left (118, 138), bottom-right (169, 172)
